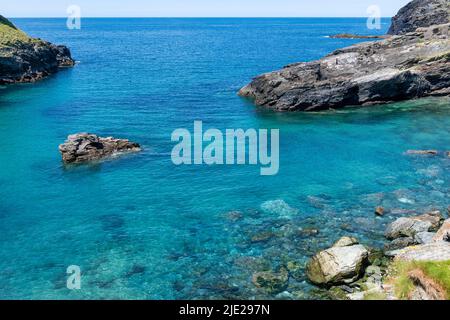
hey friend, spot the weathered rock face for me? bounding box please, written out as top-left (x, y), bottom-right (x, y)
top-left (58, 133), bottom-right (141, 164)
top-left (239, 23), bottom-right (450, 111)
top-left (388, 0), bottom-right (450, 35)
top-left (0, 15), bottom-right (74, 84)
top-left (385, 217), bottom-right (434, 240)
top-left (306, 238), bottom-right (368, 286)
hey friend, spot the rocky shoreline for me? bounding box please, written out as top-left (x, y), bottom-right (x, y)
top-left (239, 0), bottom-right (450, 111)
top-left (304, 209), bottom-right (450, 300)
top-left (0, 15), bottom-right (74, 85)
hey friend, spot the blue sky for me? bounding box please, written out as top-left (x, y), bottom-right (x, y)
top-left (3, 0), bottom-right (411, 18)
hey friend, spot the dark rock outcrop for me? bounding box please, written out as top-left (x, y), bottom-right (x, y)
top-left (0, 15), bottom-right (74, 85)
top-left (388, 0), bottom-right (450, 35)
top-left (59, 133), bottom-right (141, 164)
top-left (239, 0), bottom-right (450, 112)
top-left (239, 23), bottom-right (450, 111)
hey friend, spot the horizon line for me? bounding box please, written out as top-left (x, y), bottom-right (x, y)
top-left (10, 16), bottom-right (392, 19)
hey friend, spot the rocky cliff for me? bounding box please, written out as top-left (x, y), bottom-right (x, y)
top-left (388, 0), bottom-right (450, 35)
top-left (0, 15), bottom-right (74, 85)
top-left (239, 0), bottom-right (450, 112)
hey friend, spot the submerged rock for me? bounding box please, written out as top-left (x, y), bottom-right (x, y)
top-left (0, 15), bottom-right (74, 84)
top-left (252, 268), bottom-right (289, 294)
top-left (306, 239), bottom-right (368, 286)
top-left (59, 133), bottom-right (141, 164)
top-left (388, 0), bottom-right (450, 35)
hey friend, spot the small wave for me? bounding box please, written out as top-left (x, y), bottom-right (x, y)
top-left (260, 199), bottom-right (298, 218)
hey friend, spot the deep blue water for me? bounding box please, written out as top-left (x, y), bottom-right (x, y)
top-left (0, 18), bottom-right (449, 299)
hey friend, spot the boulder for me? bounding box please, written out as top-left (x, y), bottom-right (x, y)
top-left (306, 242), bottom-right (368, 286)
top-left (59, 133), bottom-right (141, 164)
top-left (385, 217), bottom-right (433, 240)
top-left (388, 0), bottom-right (450, 35)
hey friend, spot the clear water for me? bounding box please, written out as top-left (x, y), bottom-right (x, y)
top-left (0, 18), bottom-right (449, 300)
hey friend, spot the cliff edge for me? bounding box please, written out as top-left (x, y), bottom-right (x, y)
top-left (0, 15), bottom-right (74, 85)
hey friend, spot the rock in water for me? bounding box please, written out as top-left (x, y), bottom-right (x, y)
top-left (388, 0), bottom-right (450, 35)
top-left (0, 15), bottom-right (74, 84)
top-left (59, 133), bottom-right (141, 164)
top-left (306, 241), bottom-right (368, 286)
top-left (385, 217), bottom-right (433, 240)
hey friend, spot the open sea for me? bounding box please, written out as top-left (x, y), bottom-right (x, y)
top-left (0, 18), bottom-right (449, 299)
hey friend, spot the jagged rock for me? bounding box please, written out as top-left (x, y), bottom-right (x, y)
top-left (333, 236), bottom-right (359, 248)
top-left (306, 241), bottom-right (368, 286)
top-left (385, 217), bottom-right (433, 240)
top-left (433, 219), bottom-right (450, 242)
top-left (0, 15), bottom-right (74, 84)
top-left (58, 133), bottom-right (141, 164)
top-left (388, 0), bottom-right (450, 35)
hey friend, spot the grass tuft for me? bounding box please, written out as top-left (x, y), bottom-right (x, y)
top-left (389, 260), bottom-right (450, 300)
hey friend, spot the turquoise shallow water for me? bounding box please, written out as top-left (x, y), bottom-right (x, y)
top-left (0, 18), bottom-right (449, 299)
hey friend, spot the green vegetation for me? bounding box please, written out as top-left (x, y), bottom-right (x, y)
top-left (389, 260), bottom-right (450, 300)
top-left (0, 14), bottom-right (38, 46)
top-left (363, 291), bottom-right (387, 300)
